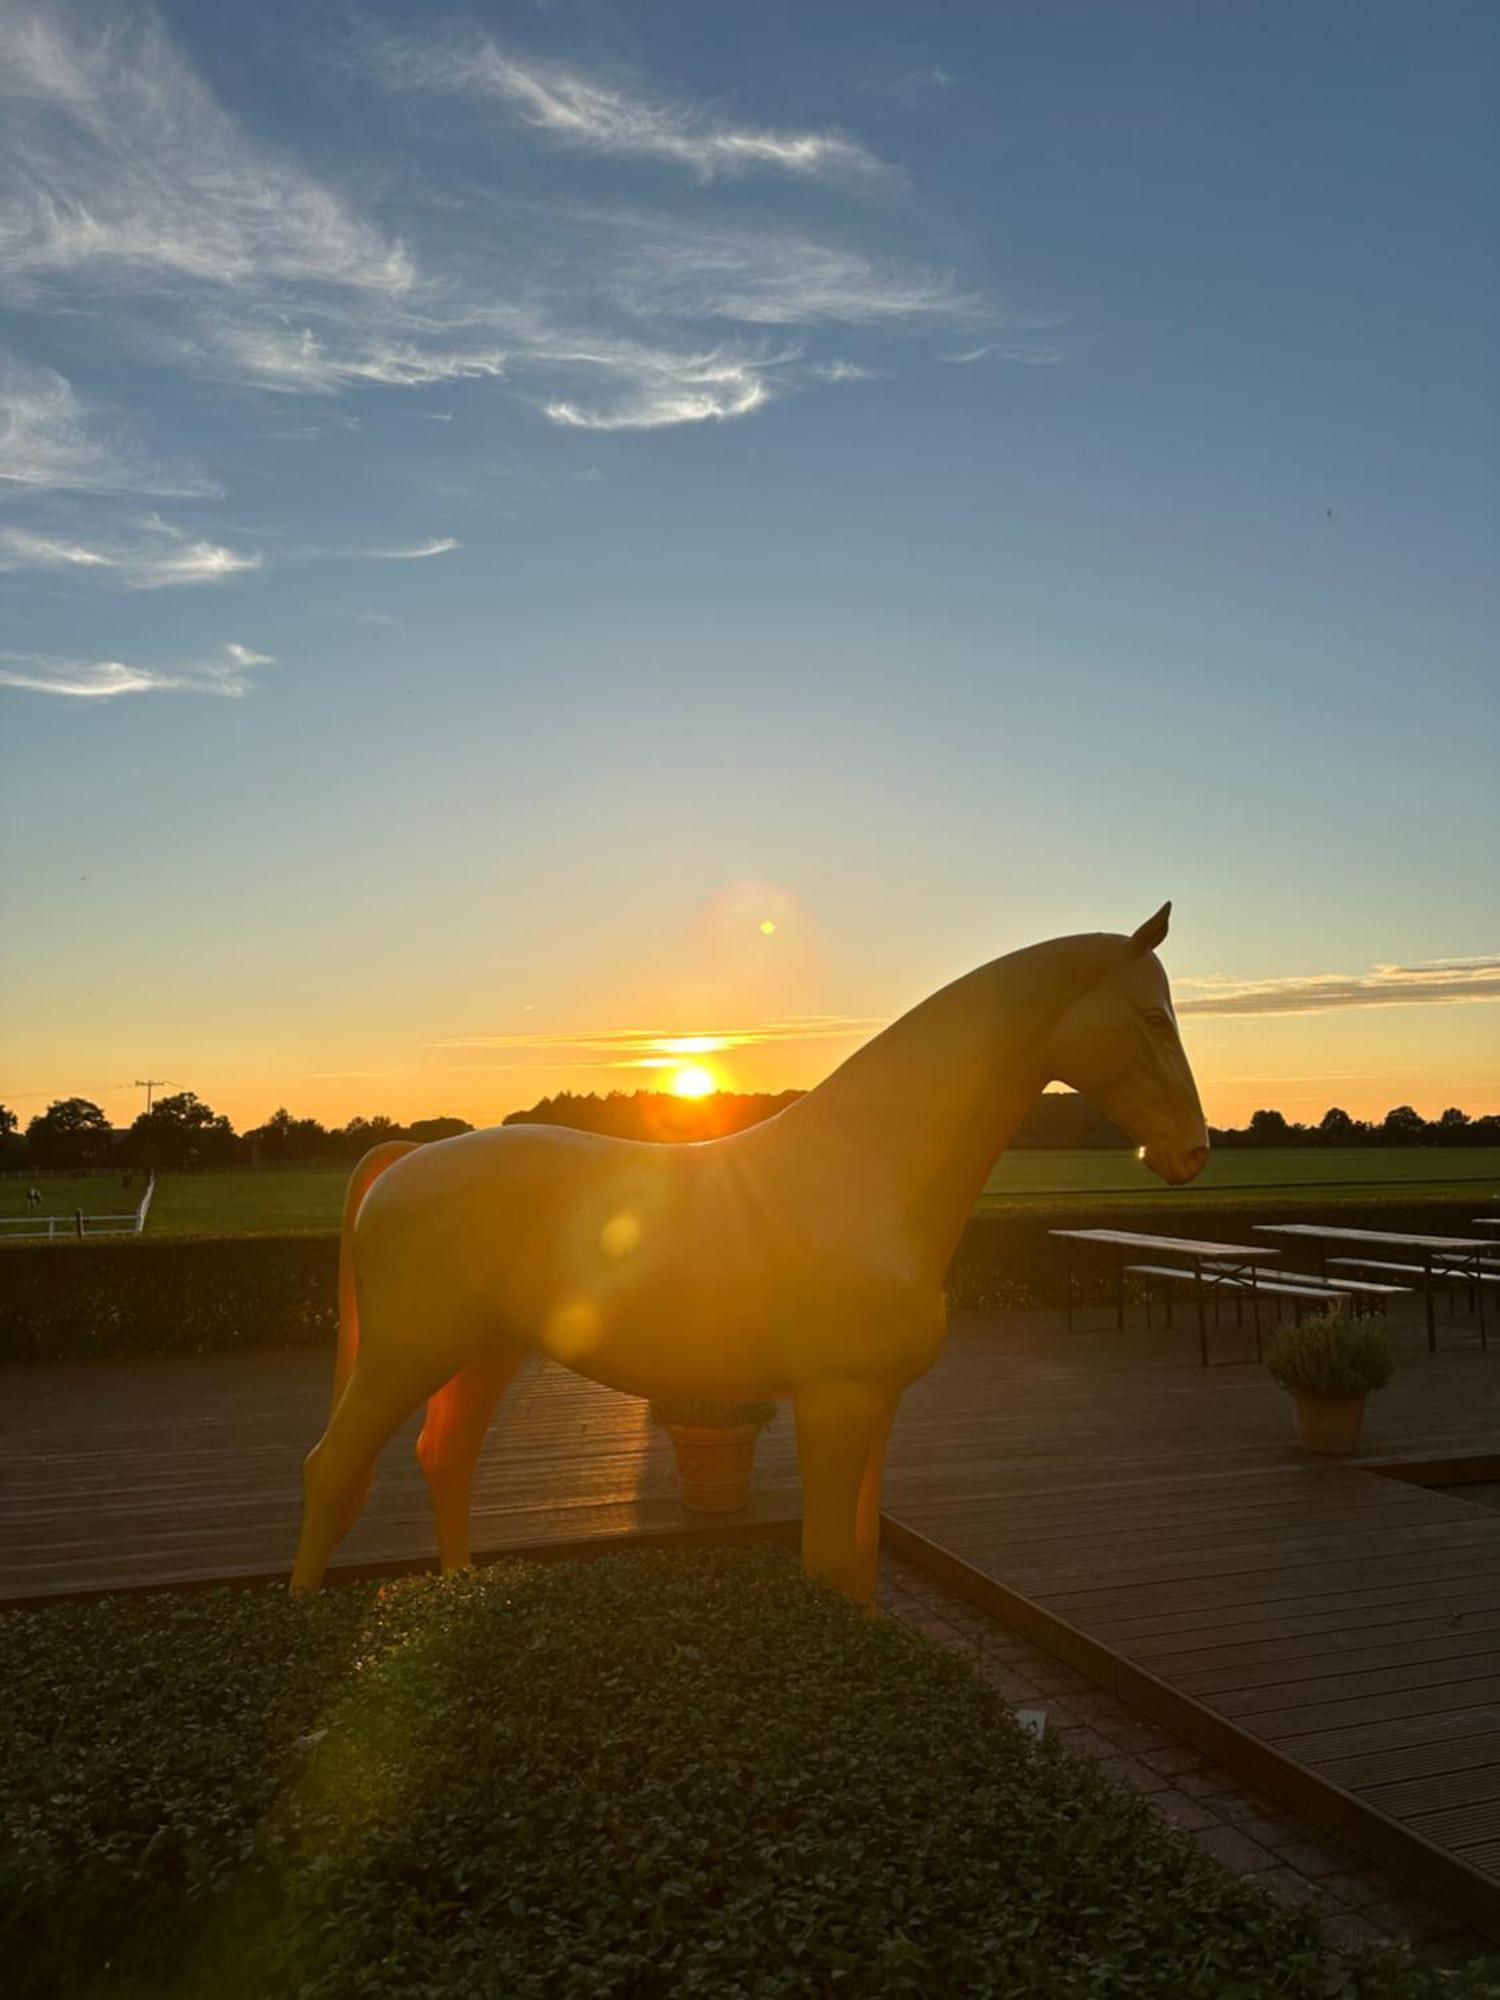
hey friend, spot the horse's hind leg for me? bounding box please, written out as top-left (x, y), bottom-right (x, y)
top-left (794, 1378), bottom-right (899, 1609)
top-left (290, 1367), bottom-right (420, 1596)
top-left (417, 1346), bottom-right (524, 1572)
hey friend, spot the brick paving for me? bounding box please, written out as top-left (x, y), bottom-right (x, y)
top-left (878, 1549), bottom-right (1497, 1971)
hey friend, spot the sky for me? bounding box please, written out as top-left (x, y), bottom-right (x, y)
top-left (1, 0), bottom-right (1496, 1135)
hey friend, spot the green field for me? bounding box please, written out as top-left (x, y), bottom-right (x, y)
top-left (0, 1175), bottom-right (148, 1234)
top-left (980, 1146), bottom-right (1500, 1207)
top-left (5, 1150), bottom-right (1497, 1239)
top-left (147, 1167), bottom-right (350, 1235)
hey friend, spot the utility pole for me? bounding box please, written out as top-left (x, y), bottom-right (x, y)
top-left (131, 1078), bottom-right (173, 1115)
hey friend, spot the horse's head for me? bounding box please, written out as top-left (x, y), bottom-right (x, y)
top-left (1041, 903), bottom-right (1209, 1186)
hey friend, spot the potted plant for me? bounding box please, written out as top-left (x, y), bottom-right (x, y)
top-left (649, 1399), bottom-right (778, 1513)
top-left (1265, 1310), bottom-right (1395, 1455)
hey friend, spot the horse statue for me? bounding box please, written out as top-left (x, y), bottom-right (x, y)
top-left (291, 904), bottom-right (1207, 1604)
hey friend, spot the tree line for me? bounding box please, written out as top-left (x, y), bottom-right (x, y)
top-left (1210, 1104), bottom-right (1500, 1148)
top-left (0, 1095), bottom-right (473, 1172)
top-left (1, 1088), bottom-right (1494, 1174)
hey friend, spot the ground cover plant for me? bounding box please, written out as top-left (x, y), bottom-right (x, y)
top-left (3, 1550), bottom-right (1493, 1999)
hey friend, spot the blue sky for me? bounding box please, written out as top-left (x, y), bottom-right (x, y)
top-left (1, 0), bottom-right (1496, 1129)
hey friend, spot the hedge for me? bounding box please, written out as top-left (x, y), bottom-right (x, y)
top-left (0, 1200), bottom-right (1485, 1365)
top-left (3, 1547), bottom-right (1490, 1998)
top-left (0, 1233), bottom-right (338, 1362)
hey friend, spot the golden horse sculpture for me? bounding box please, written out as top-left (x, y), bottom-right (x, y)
top-left (291, 904), bottom-right (1208, 1604)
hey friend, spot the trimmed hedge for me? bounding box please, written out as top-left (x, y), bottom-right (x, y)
top-left (2, 1547), bottom-right (1490, 1998)
top-left (0, 1199), bottom-right (1485, 1364)
top-left (0, 1233), bottom-right (338, 1362)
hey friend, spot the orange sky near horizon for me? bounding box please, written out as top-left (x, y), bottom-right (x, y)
top-left (4, 950), bottom-right (1496, 1138)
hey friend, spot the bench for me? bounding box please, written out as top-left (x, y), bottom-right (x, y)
top-left (1328, 1257), bottom-right (1500, 1286)
top-left (1124, 1264), bottom-right (1351, 1355)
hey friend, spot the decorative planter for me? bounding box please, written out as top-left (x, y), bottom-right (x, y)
top-left (664, 1422), bottom-right (762, 1513)
top-left (1291, 1391), bottom-right (1367, 1456)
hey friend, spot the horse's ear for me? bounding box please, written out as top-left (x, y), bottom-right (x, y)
top-left (1129, 901), bottom-right (1172, 956)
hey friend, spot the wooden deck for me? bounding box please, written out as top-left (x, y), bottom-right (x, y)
top-left (3, 1300), bottom-right (1498, 1933)
top-left (882, 1306), bottom-right (1500, 1936)
top-left (0, 1348), bottom-right (802, 1602)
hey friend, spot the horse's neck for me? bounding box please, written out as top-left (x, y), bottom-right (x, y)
top-left (772, 936), bottom-right (1114, 1274)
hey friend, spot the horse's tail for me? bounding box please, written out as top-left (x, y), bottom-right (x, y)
top-left (333, 1142), bottom-right (420, 1419)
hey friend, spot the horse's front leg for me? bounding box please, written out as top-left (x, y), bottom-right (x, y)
top-left (794, 1378), bottom-right (899, 1609)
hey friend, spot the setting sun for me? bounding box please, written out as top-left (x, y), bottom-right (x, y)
top-left (670, 1064), bottom-right (716, 1099)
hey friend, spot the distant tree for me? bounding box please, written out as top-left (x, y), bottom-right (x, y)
top-left (337, 1115), bottom-right (404, 1153)
top-left (0, 1103), bottom-right (21, 1167)
top-left (1435, 1107), bottom-right (1471, 1145)
top-left (1246, 1108), bottom-right (1293, 1146)
top-left (25, 1096), bottom-right (111, 1168)
top-left (406, 1117), bottom-right (474, 1145)
top-left (245, 1107), bottom-right (331, 1164)
top-left (125, 1090), bottom-right (237, 1171)
top-left (1380, 1104), bottom-right (1428, 1145)
top-left (504, 1089), bottom-right (803, 1144)
top-left (1317, 1106), bottom-right (1355, 1141)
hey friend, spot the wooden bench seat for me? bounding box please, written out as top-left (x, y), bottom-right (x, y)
top-left (1125, 1264), bottom-right (1340, 1302)
top-left (1328, 1257), bottom-right (1500, 1286)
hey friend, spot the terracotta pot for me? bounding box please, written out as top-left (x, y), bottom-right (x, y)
top-left (1290, 1392), bottom-right (1367, 1456)
top-left (665, 1423), bottom-right (762, 1513)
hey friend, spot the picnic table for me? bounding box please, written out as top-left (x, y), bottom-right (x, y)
top-left (1474, 1218), bottom-right (1500, 1233)
top-left (1049, 1229), bottom-right (1283, 1366)
top-left (1253, 1223), bottom-right (1493, 1351)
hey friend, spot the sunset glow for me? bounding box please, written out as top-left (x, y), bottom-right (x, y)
top-left (670, 1065), bottom-right (717, 1100)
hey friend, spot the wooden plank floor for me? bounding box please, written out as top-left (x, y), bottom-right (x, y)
top-left (0, 1348), bottom-right (802, 1600)
top-left (880, 1304), bottom-right (1500, 1933)
top-left (3, 1298), bottom-right (1497, 1928)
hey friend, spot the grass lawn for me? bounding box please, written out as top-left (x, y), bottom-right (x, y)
top-left (982, 1146), bottom-right (1500, 1207)
top-left (146, 1167), bottom-right (349, 1236)
top-left (137, 1151), bottom-right (1500, 1238)
top-left (0, 1175), bottom-right (146, 1231)
top-left (2, 1549), bottom-right (1489, 1999)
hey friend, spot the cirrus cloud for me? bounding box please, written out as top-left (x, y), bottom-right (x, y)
top-left (0, 638), bottom-right (274, 699)
top-left (367, 29), bottom-right (889, 185)
top-left (1177, 956), bottom-right (1500, 1018)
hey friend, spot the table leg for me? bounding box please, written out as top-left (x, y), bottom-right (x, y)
top-left (1476, 1254), bottom-right (1488, 1349)
top-left (1065, 1241), bottom-right (1074, 1335)
top-left (1423, 1251), bottom-right (1436, 1354)
top-left (1116, 1247), bottom-right (1125, 1333)
top-left (1194, 1259), bottom-right (1208, 1368)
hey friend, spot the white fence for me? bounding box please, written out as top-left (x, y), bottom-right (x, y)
top-left (0, 1174), bottom-right (155, 1242)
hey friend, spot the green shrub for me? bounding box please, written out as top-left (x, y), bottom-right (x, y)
top-left (1266, 1311), bottom-right (1397, 1398)
top-left (0, 1233), bottom-right (337, 1363)
top-left (649, 1396), bottom-right (778, 1429)
top-left (0, 1548), bottom-right (1484, 1999)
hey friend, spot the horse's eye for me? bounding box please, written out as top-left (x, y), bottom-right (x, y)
top-left (1145, 1011), bottom-right (1172, 1034)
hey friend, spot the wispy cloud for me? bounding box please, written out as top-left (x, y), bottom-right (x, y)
top-left (369, 30), bottom-right (888, 184)
top-left (0, 516), bottom-right (258, 586)
top-left (940, 339), bottom-right (1066, 367)
top-left (354, 536), bottom-right (460, 561)
top-left (1, 7), bottom-right (1003, 459)
top-left (0, 638), bottom-right (274, 700)
top-left (0, 348), bottom-right (211, 495)
top-left (0, 7), bottom-right (410, 296)
top-left (431, 1015), bottom-right (886, 1070)
top-left (1178, 956), bottom-right (1500, 1018)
